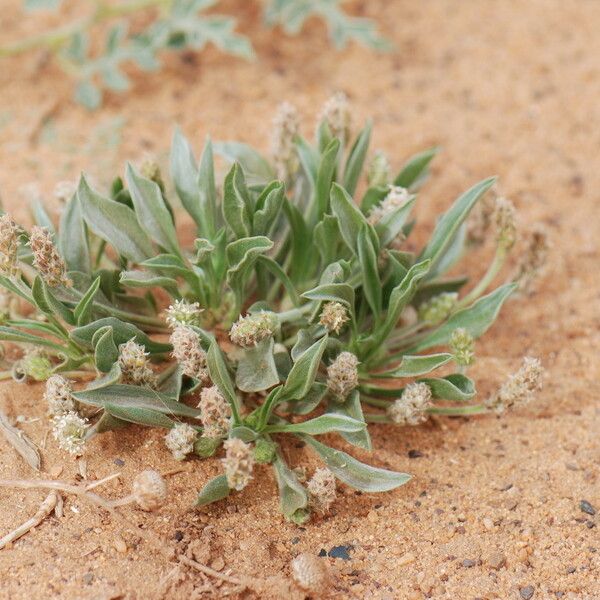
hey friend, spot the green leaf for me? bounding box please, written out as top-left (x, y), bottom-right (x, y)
top-left (196, 474), bottom-right (230, 507)
top-left (283, 199), bottom-right (313, 282)
top-left (290, 382), bottom-right (328, 415)
top-left (58, 193), bottom-right (90, 274)
top-left (71, 317), bottom-right (171, 354)
top-left (376, 353), bottom-right (453, 378)
top-left (253, 181), bottom-right (285, 236)
top-left (73, 384), bottom-right (201, 418)
top-left (314, 138), bottom-right (340, 220)
top-left (273, 454), bottom-right (308, 519)
top-left (170, 128), bottom-right (202, 228)
top-left (344, 121), bottom-right (372, 195)
top-left (282, 335), bottom-right (328, 400)
top-left (92, 326), bottom-right (119, 373)
top-left (214, 141), bottom-right (274, 186)
top-left (357, 224), bottom-right (382, 317)
top-left (226, 236), bottom-right (273, 303)
top-left (314, 214), bottom-right (343, 266)
top-left (222, 163), bottom-right (253, 238)
top-left (75, 80), bottom-right (102, 110)
top-left (302, 283), bottom-right (355, 310)
top-left (419, 178), bottom-right (496, 272)
top-left (73, 276), bottom-right (101, 326)
top-left (329, 389), bottom-right (371, 450)
top-left (31, 277), bottom-right (75, 325)
top-left (120, 270), bottom-right (178, 292)
top-left (266, 413), bottom-right (365, 435)
top-left (77, 175), bottom-right (154, 262)
top-left (376, 197), bottom-right (416, 247)
top-left (394, 147), bottom-right (439, 190)
top-left (408, 284), bottom-right (516, 352)
top-left (141, 253), bottom-right (191, 278)
top-left (0, 326), bottom-right (65, 352)
top-left (197, 137), bottom-right (218, 238)
top-left (294, 135), bottom-right (318, 188)
top-left (207, 341), bottom-right (240, 422)
top-left (104, 403), bottom-right (175, 428)
top-left (301, 436), bottom-right (411, 492)
top-left (256, 255), bottom-right (300, 307)
top-left (125, 163), bottom-right (181, 256)
top-left (420, 374), bottom-right (476, 401)
top-left (235, 337), bottom-right (280, 393)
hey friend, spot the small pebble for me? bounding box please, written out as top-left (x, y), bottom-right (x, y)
top-left (328, 545), bottom-right (352, 560)
top-left (487, 552), bottom-right (506, 570)
top-left (461, 559), bottom-right (477, 568)
top-left (580, 500), bottom-right (596, 516)
top-left (113, 536), bottom-right (127, 553)
top-left (397, 552), bottom-right (416, 566)
top-left (211, 556), bottom-right (225, 571)
top-left (408, 449), bottom-right (423, 459)
top-left (520, 585), bottom-right (535, 599)
top-left (114, 458), bottom-right (125, 467)
top-left (483, 517), bottom-right (494, 530)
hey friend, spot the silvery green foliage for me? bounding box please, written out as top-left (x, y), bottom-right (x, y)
top-left (17, 0), bottom-right (387, 109)
top-left (0, 105), bottom-right (518, 522)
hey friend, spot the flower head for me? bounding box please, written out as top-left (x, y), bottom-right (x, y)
top-left (307, 468), bottom-right (336, 515)
top-left (165, 299), bottom-right (203, 329)
top-left (387, 382), bottom-right (432, 426)
top-left (467, 192), bottom-right (496, 245)
top-left (170, 325), bottom-right (209, 382)
top-left (140, 157), bottom-right (165, 192)
top-left (494, 197), bottom-right (517, 252)
top-left (118, 339), bottom-right (156, 388)
top-left (165, 423), bottom-right (197, 461)
top-left (367, 151), bottom-right (390, 188)
top-left (367, 186), bottom-right (411, 226)
top-left (485, 356), bottom-right (544, 414)
top-left (514, 224), bottom-right (550, 294)
top-left (327, 352), bottom-right (359, 401)
top-left (271, 101), bottom-right (300, 181)
top-left (28, 226), bottom-right (71, 287)
top-left (319, 301), bottom-right (349, 335)
top-left (418, 292), bottom-right (458, 324)
top-left (222, 438), bottom-right (254, 491)
top-left (0, 214), bottom-right (21, 277)
top-left (44, 374), bottom-right (76, 416)
top-left (229, 312), bottom-right (277, 347)
top-left (52, 411), bottom-right (88, 456)
top-left (132, 470), bottom-right (167, 511)
top-left (318, 92), bottom-right (351, 142)
top-left (198, 385), bottom-right (231, 439)
top-left (450, 328), bottom-right (475, 367)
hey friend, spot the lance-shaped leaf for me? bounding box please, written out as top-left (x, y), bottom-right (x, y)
top-left (120, 270), bottom-right (178, 293)
top-left (59, 193), bottom-right (90, 274)
top-left (273, 454), bottom-right (309, 520)
top-left (226, 236), bottom-right (273, 301)
top-left (256, 255), bottom-right (301, 307)
top-left (196, 475), bottom-right (230, 507)
top-left (291, 382), bottom-right (328, 415)
top-left (301, 436), bottom-right (411, 492)
top-left (125, 163), bottom-right (181, 256)
top-left (141, 253), bottom-right (192, 279)
top-left (265, 413), bottom-right (366, 435)
top-left (302, 283), bottom-right (355, 310)
top-left (314, 214), bottom-right (343, 266)
top-left (344, 120), bottom-right (372, 196)
top-left (197, 137), bottom-right (218, 238)
top-left (315, 138), bottom-right (340, 220)
top-left (282, 335), bottom-right (328, 400)
top-left (104, 403), bottom-right (175, 428)
top-left (0, 326), bottom-right (65, 353)
top-left (376, 196), bottom-right (416, 247)
top-left (77, 175), bottom-right (154, 262)
top-left (408, 283), bottom-right (516, 352)
top-left (214, 141), bottom-right (274, 186)
top-left (235, 337), bottom-right (280, 392)
top-left (31, 276), bottom-right (75, 326)
top-left (207, 341), bottom-right (241, 423)
top-left (418, 177), bottom-right (496, 272)
top-left (358, 224), bottom-right (382, 317)
top-left (73, 384), bottom-right (202, 419)
top-left (394, 147), bottom-right (439, 190)
top-left (71, 317), bottom-right (171, 354)
top-left (420, 374), bottom-right (476, 401)
top-left (92, 326), bottom-right (119, 373)
top-left (283, 199), bottom-right (313, 282)
top-left (73, 276), bottom-right (101, 326)
top-left (329, 389), bottom-right (371, 450)
top-left (170, 128), bottom-right (202, 228)
top-left (223, 163), bottom-right (253, 238)
top-left (253, 181), bottom-right (285, 236)
top-left (294, 135), bottom-right (318, 187)
top-left (376, 353), bottom-right (453, 378)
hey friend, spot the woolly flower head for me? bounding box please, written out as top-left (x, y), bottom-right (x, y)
top-left (494, 197), bottom-right (517, 252)
top-left (52, 411), bottom-right (88, 456)
top-left (319, 301), bottom-right (349, 335)
top-left (367, 186), bottom-right (411, 226)
top-left (28, 226), bottom-right (71, 287)
top-left (118, 339), bottom-right (156, 388)
top-left (165, 423), bottom-right (197, 461)
top-left (418, 292), bottom-right (458, 325)
top-left (291, 553), bottom-right (330, 595)
top-left (450, 327), bottom-right (475, 367)
top-left (222, 438), bottom-right (254, 491)
top-left (271, 101), bottom-right (300, 181)
top-left (387, 382), bottom-right (432, 426)
top-left (467, 192), bottom-right (496, 245)
top-left (229, 311), bottom-right (277, 347)
top-left (327, 352), bottom-right (359, 400)
top-left (367, 151), bottom-right (390, 188)
top-left (198, 385), bottom-right (231, 439)
top-left (170, 325), bottom-right (209, 382)
top-left (318, 91), bottom-right (351, 141)
top-left (514, 224), bottom-right (550, 294)
top-left (140, 157), bottom-right (165, 191)
top-left (44, 374), bottom-right (76, 416)
top-left (165, 299), bottom-right (203, 329)
top-left (0, 214), bottom-right (20, 277)
top-left (485, 356), bottom-right (544, 414)
top-left (307, 468), bottom-right (336, 515)
top-left (132, 470), bottom-right (168, 511)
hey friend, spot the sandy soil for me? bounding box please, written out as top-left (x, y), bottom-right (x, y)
top-left (0, 1), bottom-right (599, 598)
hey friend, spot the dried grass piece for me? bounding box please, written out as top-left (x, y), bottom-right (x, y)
top-left (0, 410), bottom-right (40, 471)
top-left (0, 491), bottom-right (58, 549)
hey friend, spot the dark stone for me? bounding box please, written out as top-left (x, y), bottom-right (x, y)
top-left (566, 566), bottom-right (576, 574)
top-left (328, 545), bottom-right (353, 560)
top-left (580, 500), bottom-right (596, 516)
top-left (318, 548), bottom-right (327, 557)
top-left (408, 449), bottom-right (423, 459)
top-left (173, 530), bottom-right (184, 542)
top-left (113, 458), bottom-right (125, 466)
top-left (291, 537), bottom-right (300, 545)
top-left (461, 559), bottom-right (476, 568)
top-left (520, 585), bottom-right (535, 599)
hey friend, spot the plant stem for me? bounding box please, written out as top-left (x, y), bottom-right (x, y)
top-left (457, 248), bottom-right (506, 309)
top-left (428, 404), bottom-right (488, 416)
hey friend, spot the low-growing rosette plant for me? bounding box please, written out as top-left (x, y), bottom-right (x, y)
top-left (0, 96), bottom-right (545, 522)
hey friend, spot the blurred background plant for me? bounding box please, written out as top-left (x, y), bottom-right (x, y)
top-left (1, 0), bottom-right (389, 110)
